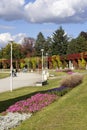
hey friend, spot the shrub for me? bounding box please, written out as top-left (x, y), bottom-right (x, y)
top-left (60, 74), bottom-right (83, 88)
top-left (47, 86), bottom-right (71, 96)
top-left (78, 58), bottom-right (86, 69)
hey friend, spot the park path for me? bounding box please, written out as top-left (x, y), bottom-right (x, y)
top-left (0, 72), bottom-right (42, 93)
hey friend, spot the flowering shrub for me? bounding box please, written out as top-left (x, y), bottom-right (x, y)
top-left (67, 71), bottom-right (73, 75)
top-left (47, 86), bottom-right (70, 96)
top-left (6, 93), bottom-right (57, 113)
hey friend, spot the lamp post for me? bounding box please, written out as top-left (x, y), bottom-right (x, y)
top-left (46, 52), bottom-right (49, 78)
top-left (46, 53), bottom-right (48, 70)
top-left (41, 49), bottom-right (44, 82)
top-left (0, 48), bottom-right (2, 71)
top-left (10, 41), bottom-right (13, 92)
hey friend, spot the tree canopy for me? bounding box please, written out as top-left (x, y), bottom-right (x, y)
top-left (51, 26), bottom-right (69, 56)
top-left (34, 32), bottom-right (46, 56)
top-left (0, 28), bottom-right (87, 60)
top-left (0, 42), bottom-right (23, 60)
top-left (67, 33), bottom-right (87, 54)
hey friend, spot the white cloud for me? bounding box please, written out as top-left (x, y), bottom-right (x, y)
top-left (0, 33), bottom-right (12, 46)
top-left (0, 32), bottom-right (27, 47)
top-left (0, 25), bottom-right (15, 30)
top-left (0, 0), bottom-right (24, 20)
top-left (24, 0), bottom-right (87, 23)
top-left (12, 33), bottom-right (27, 44)
top-left (0, 0), bottom-right (87, 23)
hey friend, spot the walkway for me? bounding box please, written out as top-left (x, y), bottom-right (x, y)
top-left (0, 72), bottom-right (42, 93)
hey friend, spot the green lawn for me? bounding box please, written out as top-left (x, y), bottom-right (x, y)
top-left (0, 71), bottom-right (87, 130)
top-left (0, 77), bottom-right (61, 113)
top-left (0, 73), bottom-right (10, 79)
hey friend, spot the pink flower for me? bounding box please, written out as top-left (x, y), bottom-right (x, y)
top-left (6, 93), bottom-right (57, 113)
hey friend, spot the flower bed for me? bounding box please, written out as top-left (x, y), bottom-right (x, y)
top-left (1, 74), bottom-right (84, 130)
top-left (6, 93), bottom-right (57, 113)
top-left (6, 74), bottom-right (83, 114)
top-left (47, 86), bottom-right (71, 96)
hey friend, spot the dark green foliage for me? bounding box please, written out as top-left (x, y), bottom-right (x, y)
top-left (1, 42), bottom-right (23, 60)
top-left (45, 37), bottom-right (53, 56)
top-left (67, 36), bottom-right (87, 54)
top-left (35, 32), bottom-right (46, 56)
top-left (79, 31), bottom-right (87, 40)
top-left (51, 26), bottom-right (69, 56)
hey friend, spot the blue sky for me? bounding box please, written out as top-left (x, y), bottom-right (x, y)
top-left (0, 0), bottom-right (87, 47)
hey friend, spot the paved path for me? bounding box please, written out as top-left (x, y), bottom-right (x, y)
top-left (0, 72), bottom-right (42, 93)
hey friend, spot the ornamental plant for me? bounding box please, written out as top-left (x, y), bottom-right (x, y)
top-left (6, 93), bottom-right (57, 113)
top-left (60, 74), bottom-right (83, 88)
top-left (78, 58), bottom-right (86, 69)
top-left (52, 55), bottom-right (58, 69)
top-left (47, 86), bottom-right (70, 96)
top-left (52, 55), bottom-right (62, 69)
top-left (67, 71), bottom-right (73, 75)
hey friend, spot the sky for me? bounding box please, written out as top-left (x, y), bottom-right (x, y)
top-left (0, 0), bottom-right (87, 47)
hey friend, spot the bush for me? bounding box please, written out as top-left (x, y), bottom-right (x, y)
top-left (47, 86), bottom-right (71, 96)
top-left (60, 74), bottom-right (83, 88)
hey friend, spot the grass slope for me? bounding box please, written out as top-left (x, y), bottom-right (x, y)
top-left (0, 78), bottom-right (60, 112)
top-left (0, 72), bottom-right (87, 130)
top-left (0, 73), bottom-right (10, 79)
top-left (11, 74), bottom-right (87, 130)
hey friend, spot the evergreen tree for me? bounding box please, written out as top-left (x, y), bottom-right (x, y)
top-left (52, 26), bottom-right (69, 56)
top-left (35, 32), bottom-right (46, 56)
top-left (79, 31), bottom-right (87, 40)
top-left (45, 37), bottom-right (52, 56)
top-left (67, 36), bottom-right (87, 54)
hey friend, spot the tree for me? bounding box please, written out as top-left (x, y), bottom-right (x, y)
top-left (22, 37), bottom-right (35, 57)
top-left (45, 37), bottom-right (52, 56)
top-left (67, 36), bottom-right (87, 54)
top-left (52, 26), bottom-right (69, 56)
top-left (0, 48), bottom-right (3, 58)
top-left (2, 42), bottom-right (23, 59)
top-left (35, 32), bottom-right (46, 56)
top-left (67, 38), bottom-right (76, 54)
top-left (79, 31), bottom-right (87, 40)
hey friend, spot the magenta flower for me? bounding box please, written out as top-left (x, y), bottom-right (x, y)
top-left (6, 93), bottom-right (57, 113)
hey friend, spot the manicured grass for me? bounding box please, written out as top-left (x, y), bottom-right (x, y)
top-left (0, 71), bottom-right (87, 130)
top-left (49, 69), bottom-right (67, 77)
top-left (0, 78), bottom-right (61, 113)
top-left (73, 69), bottom-right (87, 73)
top-left (0, 73), bottom-right (10, 79)
top-left (11, 74), bottom-right (87, 130)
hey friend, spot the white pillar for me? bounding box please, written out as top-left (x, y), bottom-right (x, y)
top-left (46, 53), bottom-right (48, 70)
top-left (10, 41), bottom-right (13, 92)
top-left (41, 49), bottom-right (44, 82)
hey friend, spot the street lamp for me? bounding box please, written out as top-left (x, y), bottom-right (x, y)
top-left (46, 53), bottom-right (48, 70)
top-left (46, 52), bottom-right (49, 78)
top-left (41, 49), bottom-right (44, 82)
top-left (0, 48), bottom-right (2, 70)
top-left (10, 41), bottom-right (13, 92)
